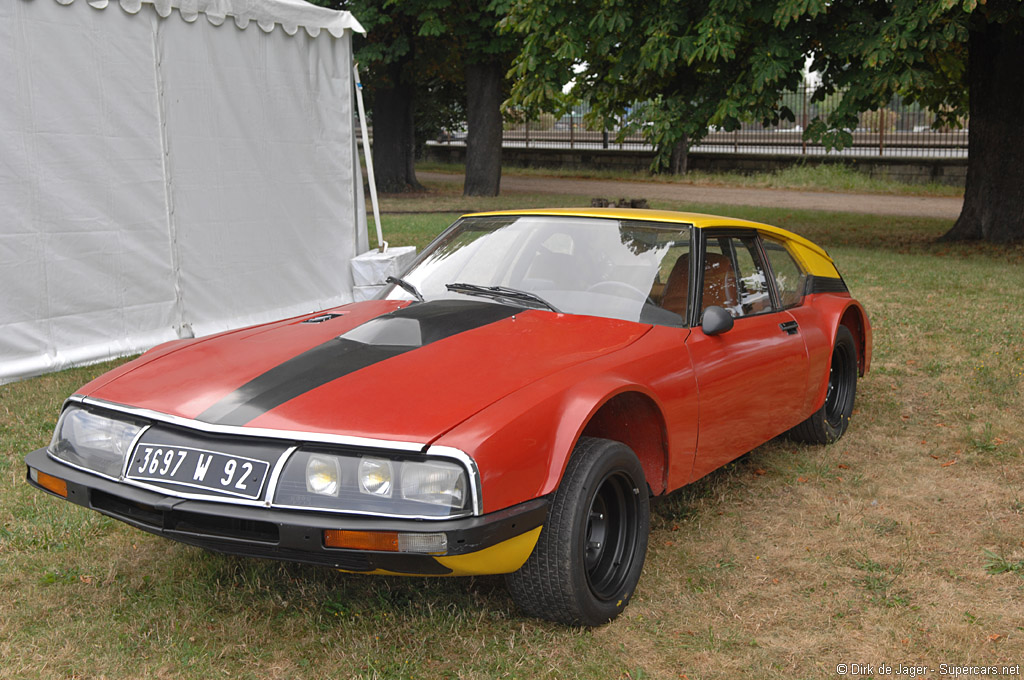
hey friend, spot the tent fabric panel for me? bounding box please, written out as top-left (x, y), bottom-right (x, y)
top-left (0, 0), bottom-right (178, 383)
top-left (45, 0), bottom-right (365, 36)
top-left (158, 16), bottom-right (358, 337)
top-left (1, 0), bottom-right (367, 383)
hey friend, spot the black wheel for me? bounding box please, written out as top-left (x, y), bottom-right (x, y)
top-left (506, 437), bottom-right (650, 626)
top-left (789, 324), bottom-right (858, 444)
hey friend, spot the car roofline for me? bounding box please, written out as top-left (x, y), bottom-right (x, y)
top-left (462, 207), bottom-right (833, 264)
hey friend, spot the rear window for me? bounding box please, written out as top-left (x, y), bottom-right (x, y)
top-left (762, 237), bottom-right (807, 308)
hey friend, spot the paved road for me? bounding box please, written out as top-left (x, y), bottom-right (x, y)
top-left (419, 171), bottom-right (963, 220)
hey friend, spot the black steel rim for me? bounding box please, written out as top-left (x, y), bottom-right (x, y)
top-left (824, 342), bottom-right (853, 426)
top-left (583, 470), bottom-right (640, 600)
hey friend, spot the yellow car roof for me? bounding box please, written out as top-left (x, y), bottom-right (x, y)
top-left (464, 207), bottom-right (835, 270)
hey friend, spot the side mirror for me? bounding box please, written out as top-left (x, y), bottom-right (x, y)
top-left (701, 305), bottom-right (734, 336)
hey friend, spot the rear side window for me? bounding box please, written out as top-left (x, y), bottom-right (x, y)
top-left (703, 234), bottom-right (772, 318)
top-left (762, 237), bottom-right (806, 308)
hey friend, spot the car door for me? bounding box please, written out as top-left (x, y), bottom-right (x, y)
top-left (685, 230), bottom-right (810, 482)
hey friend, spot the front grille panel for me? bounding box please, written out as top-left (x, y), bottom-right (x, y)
top-left (85, 486), bottom-right (446, 574)
top-left (169, 510), bottom-right (279, 543)
top-left (92, 489), bottom-right (278, 543)
top-left (92, 490), bottom-right (162, 528)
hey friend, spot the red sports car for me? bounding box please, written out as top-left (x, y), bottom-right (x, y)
top-left (26, 208), bottom-right (870, 625)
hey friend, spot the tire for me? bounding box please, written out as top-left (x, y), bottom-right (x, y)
top-left (789, 324), bottom-right (858, 444)
top-left (506, 437), bottom-right (650, 626)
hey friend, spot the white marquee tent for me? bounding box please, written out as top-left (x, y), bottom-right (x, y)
top-left (0, 0), bottom-right (369, 383)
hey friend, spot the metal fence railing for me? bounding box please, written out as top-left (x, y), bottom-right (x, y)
top-left (435, 87), bottom-right (968, 158)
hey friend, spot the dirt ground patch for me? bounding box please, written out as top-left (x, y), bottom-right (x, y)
top-left (419, 171), bottom-right (964, 220)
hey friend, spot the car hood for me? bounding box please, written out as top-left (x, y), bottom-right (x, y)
top-left (82, 299), bottom-right (650, 444)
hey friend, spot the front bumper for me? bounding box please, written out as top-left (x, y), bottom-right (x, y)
top-left (25, 448), bottom-right (547, 576)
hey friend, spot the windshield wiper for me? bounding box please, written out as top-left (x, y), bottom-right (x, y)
top-left (386, 276), bottom-right (425, 303)
top-left (445, 282), bottom-right (560, 313)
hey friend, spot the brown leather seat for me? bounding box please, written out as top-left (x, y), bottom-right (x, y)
top-left (661, 252), bottom-right (738, 319)
top-left (661, 254), bottom-right (691, 317)
top-left (701, 253), bottom-right (738, 310)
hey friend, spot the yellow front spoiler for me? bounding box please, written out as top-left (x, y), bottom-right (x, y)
top-left (338, 526), bottom-right (542, 577)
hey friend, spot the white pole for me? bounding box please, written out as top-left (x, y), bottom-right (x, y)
top-left (354, 64), bottom-right (386, 252)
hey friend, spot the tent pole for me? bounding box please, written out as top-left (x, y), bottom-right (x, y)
top-left (353, 64), bottom-right (386, 253)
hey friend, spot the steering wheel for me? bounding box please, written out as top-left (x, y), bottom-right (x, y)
top-left (586, 281), bottom-right (655, 306)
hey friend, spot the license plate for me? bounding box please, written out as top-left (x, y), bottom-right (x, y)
top-left (126, 442), bottom-right (271, 499)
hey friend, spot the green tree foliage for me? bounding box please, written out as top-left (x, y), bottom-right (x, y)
top-left (505, 0), bottom-right (964, 162)
top-left (505, 0), bottom-right (1024, 241)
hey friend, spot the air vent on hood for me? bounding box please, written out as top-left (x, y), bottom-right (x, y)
top-left (302, 313), bottom-right (344, 324)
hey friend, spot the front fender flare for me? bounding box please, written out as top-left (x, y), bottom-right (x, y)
top-left (434, 371), bottom-right (665, 514)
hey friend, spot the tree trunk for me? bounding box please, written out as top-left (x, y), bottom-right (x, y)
top-left (942, 8), bottom-right (1024, 243)
top-left (371, 61), bottom-right (424, 193)
top-left (668, 133), bottom-right (689, 175)
top-left (463, 60), bottom-right (503, 197)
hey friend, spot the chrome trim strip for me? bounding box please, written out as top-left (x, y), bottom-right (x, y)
top-left (64, 397), bottom-right (484, 517)
top-left (74, 396), bottom-right (425, 452)
top-left (424, 444), bottom-right (483, 516)
top-left (45, 450), bottom-right (122, 484)
top-left (268, 445), bottom-right (481, 518)
top-left (263, 446), bottom-right (298, 507)
top-left (111, 476), bottom-right (275, 508)
top-left (45, 404), bottom-right (149, 483)
top-left (45, 446), bottom-right (478, 520)
top-left (121, 424), bottom-right (153, 480)
top-left (270, 502), bottom-right (473, 522)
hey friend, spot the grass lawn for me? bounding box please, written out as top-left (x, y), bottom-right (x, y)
top-left (1, 184), bottom-right (1021, 679)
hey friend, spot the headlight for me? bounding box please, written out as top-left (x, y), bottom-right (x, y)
top-left (49, 406), bottom-right (144, 478)
top-left (358, 457), bottom-right (393, 497)
top-left (306, 454), bottom-right (341, 496)
top-left (275, 450), bottom-right (472, 518)
top-left (400, 460), bottom-right (467, 508)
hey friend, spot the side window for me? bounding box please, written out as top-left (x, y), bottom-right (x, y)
top-left (702, 235), bottom-right (772, 318)
top-left (762, 237), bottom-right (807, 308)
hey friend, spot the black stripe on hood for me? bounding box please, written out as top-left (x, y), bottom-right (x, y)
top-left (197, 300), bottom-right (520, 426)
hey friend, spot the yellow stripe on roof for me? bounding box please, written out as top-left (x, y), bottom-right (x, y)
top-left (464, 207), bottom-right (834, 266)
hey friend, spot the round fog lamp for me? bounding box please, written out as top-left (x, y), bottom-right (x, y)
top-left (358, 457), bottom-right (393, 497)
top-left (305, 454), bottom-right (341, 496)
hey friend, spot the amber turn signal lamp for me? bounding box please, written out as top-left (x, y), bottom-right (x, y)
top-left (324, 529), bottom-right (399, 552)
top-left (31, 469), bottom-right (68, 498)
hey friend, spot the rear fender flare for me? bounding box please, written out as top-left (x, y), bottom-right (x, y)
top-left (810, 298), bottom-right (872, 411)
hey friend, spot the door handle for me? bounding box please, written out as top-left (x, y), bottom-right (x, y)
top-left (779, 320), bottom-right (799, 335)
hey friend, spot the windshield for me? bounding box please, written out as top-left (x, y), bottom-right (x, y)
top-left (383, 215), bottom-right (693, 327)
